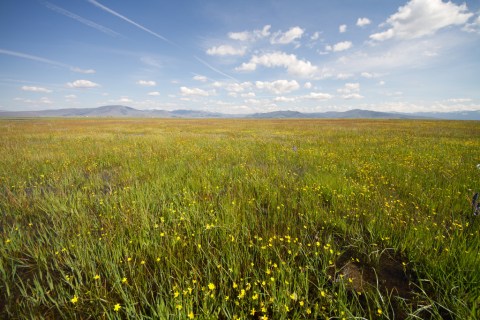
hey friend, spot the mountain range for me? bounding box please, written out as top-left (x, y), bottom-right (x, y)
top-left (0, 105), bottom-right (479, 120)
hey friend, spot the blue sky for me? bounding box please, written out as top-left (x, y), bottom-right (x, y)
top-left (1, 0), bottom-right (479, 113)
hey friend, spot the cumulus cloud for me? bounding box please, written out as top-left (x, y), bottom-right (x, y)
top-left (206, 45), bottom-right (246, 56)
top-left (271, 26), bottom-right (304, 44)
top-left (212, 81), bottom-right (252, 93)
top-left (326, 41), bottom-right (353, 52)
top-left (274, 96), bottom-right (297, 103)
top-left (305, 92), bottom-right (333, 100)
top-left (304, 82), bottom-right (312, 89)
top-left (180, 86), bottom-right (211, 97)
top-left (193, 75), bottom-right (208, 82)
top-left (137, 80), bottom-right (156, 86)
top-left (236, 52), bottom-right (318, 78)
top-left (66, 80), bottom-right (99, 88)
top-left (148, 91), bottom-right (160, 96)
top-left (255, 80), bottom-right (300, 95)
top-left (71, 67), bottom-right (96, 74)
top-left (370, 0), bottom-right (472, 41)
top-left (356, 17), bottom-right (371, 27)
top-left (15, 97), bottom-right (53, 105)
top-left (339, 24), bottom-right (347, 33)
top-left (336, 73), bottom-right (354, 80)
top-left (310, 32), bottom-right (321, 40)
top-left (337, 82), bottom-right (363, 99)
top-left (361, 72), bottom-right (381, 79)
top-left (21, 86), bottom-right (52, 93)
top-left (228, 25), bottom-right (271, 41)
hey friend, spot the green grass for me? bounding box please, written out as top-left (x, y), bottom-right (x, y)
top-left (1, 118), bottom-right (479, 319)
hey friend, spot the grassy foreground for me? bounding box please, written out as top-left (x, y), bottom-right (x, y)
top-left (1, 118), bottom-right (479, 319)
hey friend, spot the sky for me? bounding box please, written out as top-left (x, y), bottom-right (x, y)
top-left (1, 0), bottom-right (480, 114)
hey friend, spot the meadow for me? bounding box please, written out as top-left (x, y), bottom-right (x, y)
top-left (1, 118), bottom-right (479, 319)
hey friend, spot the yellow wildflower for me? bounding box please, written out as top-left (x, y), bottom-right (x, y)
top-left (70, 295), bottom-right (78, 304)
top-left (93, 274), bottom-right (100, 280)
top-left (113, 303), bottom-right (121, 312)
top-left (208, 283), bottom-right (216, 290)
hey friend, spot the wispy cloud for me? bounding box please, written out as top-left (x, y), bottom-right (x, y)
top-left (21, 86), bottom-right (52, 93)
top-left (66, 80), bottom-right (99, 88)
top-left (88, 0), bottom-right (173, 45)
top-left (43, 1), bottom-right (119, 37)
top-left (137, 80), bottom-right (156, 86)
top-left (0, 48), bottom-right (95, 73)
top-left (194, 56), bottom-right (238, 82)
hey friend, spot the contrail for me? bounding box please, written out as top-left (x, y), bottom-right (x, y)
top-left (87, 0), bottom-right (237, 82)
top-left (87, 0), bottom-right (174, 45)
top-left (43, 1), bottom-right (119, 37)
top-left (194, 56), bottom-right (238, 82)
top-left (0, 48), bottom-right (95, 74)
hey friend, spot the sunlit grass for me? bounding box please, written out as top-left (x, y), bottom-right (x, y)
top-left (1, 118), bottom-right (479, 319)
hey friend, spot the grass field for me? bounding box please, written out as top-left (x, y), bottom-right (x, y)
top-left (1, 118), bottom-right (479, 319)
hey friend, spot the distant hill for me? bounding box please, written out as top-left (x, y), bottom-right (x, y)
top-left (0, 105), bottom-right (479, 120)
top-left (412, 110), bottom-right (480, 120)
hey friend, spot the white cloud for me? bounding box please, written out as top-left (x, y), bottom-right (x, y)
top-left (255, 80), bottom-right (300, 94)
top-left (336, 73), bottom-right (354, 80)
top-left (271, 26), bottom-right (304, 45)
top-left (226, 82), bottom-right (252, 93)
top-left (305, 92), bottom-right (333, 100)
top-left (311, 32), bottom-right (321, 40)
top-left (65, 94), bottom-right (77, 99)
top-left (370, 0), bottom-right (472, 41)
top-left (71, 67), bottom-right (96, 74)
top-left (140, 56), bottom-right (162, 68)
top-left (356, 17), bottom-right (371, 27)
top-left (212, 81), bottom-right (252, 93)
top-left (274, 96), bottom-right (297, 103)
top-left (180, 86), bottom-right (211, 97)
top-left (148, 91), bottom-right (160, 96)
top-left (304, 82), bottom-right (312, 89)
top-left (228, 25), bottom-right (271, 41)
top-left (463, 15), bottom-right (480, 33)
top-left (137, 80), bottom-right (156, 86)
top-left (21, 86), bottom-right (52, 93)
top-left (14, 97), bottom-right (54, 105)
top-left (343, 93), bottom-right (364, 100)
top-left (118, 96), bottom-right (132, 103)
top-left (206, 45), bottom-right (246, 56)
top-left (361, 72), bottom-right (381, 79)
top-left (193, 75), bottom-right (208, 82)
top-left (241, 92), bottom-right (256, 98)
top-left (447, 98), bottom-right (472, 103)
top-left (339, 24), bottom-right (347, 33)
top-left (337, 82), bottom-right (363, 99)
top-left (38, 97), bottom-right (52, 104)
top-left (0, 49), bottom-right (95, 74)
top-left (236, 52), bottom-right (318, 78)
top-left (326, 41), bottom-right (353, 52)
top-left (66, 80), bottom-right (99, 88)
